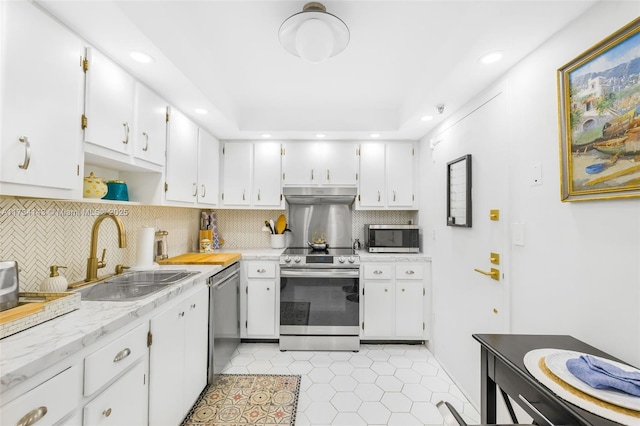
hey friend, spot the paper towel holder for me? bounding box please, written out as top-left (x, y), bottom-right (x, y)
top-left (155, 230), bottom-right (168, 261)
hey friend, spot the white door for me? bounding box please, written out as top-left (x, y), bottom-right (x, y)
top-left (183, 287), bottom-right (209, 410)
top-left (84, 48), bottom-right (134, 155)
top-left (197, 129), bottom-right (219, 206)
top-left (324, 142), bottom-right (358, 185)
top-left (246, 279), bottom-right (276, 337)
top-left (282, 142), bottom-right (315, 185)
top-left (430, 89), bottom-right (509, 408)
top-left (222, 142), bottom-right (252, 205)
top-left (165, 108), bottom-right (198, 204)
top-left (253, 142), bottom-right (282, 207)
top-left (387, 142), bottom-right (414, 207)
top-left (133, 82), bottom-right (167, 166)
top-left (0, 1), bottom-right (82, 192)
top-left (362, 280), bottom-right (394, 337)
top-left (395, 281), bottom-right (423, 338)
top-left (358, 143), bottom-right (386, 208)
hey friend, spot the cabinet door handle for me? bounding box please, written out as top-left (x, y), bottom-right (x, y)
top-left (242, 189), bottom-right (246, 201)
top-left (384, 288), bottom-right (388, 292)
top-left (191, 303), bottom-right (196, 309)
top-left (18, 136), bottom-right (31, 170)
top-left (327, 169), bottom-right (330, 181)
top-left (179, 311), bottom-right (185, 317)
top-left (192, 183), bottom-right (198, 197)
top-left (257, 268), bottom-right (266, 273)
top-left (257, 189), bottom-right (261, 201)
top-left (201, 184), bottom-right (206, 197)
top-left (122, 122), bottom-right (130, 144)
top-left (393, 190), bottom-right (396, 202)
top-left (405, 270), bottom-right (415, 275)
top-left (266, 287), bottom-right (270, 291)
top-left (401, 288), bottom-right (405, 292)
top-left (373, 270), bottom-right (383, 275)
top-left (113, 347), bottom-right (131, 363)
top-left (142, 131), bottom-right (149, 151)
top-left (377, 191), bottom-right (380, 202)
top-left (16, 406), bottom-right (47, 426)
top-left (311, 169), bottom-right (314, 181)
top-left (102, 408), bottom-right (112, 418)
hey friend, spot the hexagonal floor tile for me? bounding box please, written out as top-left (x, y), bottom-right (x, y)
top-left (381, 392), bottom-right (412, 412)
top-left (308, 367), bottom-right (335, 384)
top-left (351, 368), bottom-right (378, 383)
top-left (388, 355), bottom-right (413, 368)
top-left (421, 375), bottom-right (452, 392)
top-left (307, 383), bottom-right (337, 402)
top-left (310, 354), bottom-right (334, 367)
top-left (332, 412), bottom-right (367, 425)
top-left (366, 349), bottom-right (391, 362)
top-left (371, 361), bottom-right (396, 376)
top-left (350, 355), bottom-right (374, 367)
top-left (358, 401), bottom-right (391, 425)
top-left (330, 375), bottom-right (358, 392)
top-left (394, 368), bottom-right (422, 384)
top-left (329, 361), bottom-right (355, 376)
top-left (304, 401), bottom-right (337, 424)
top-left (354, 383), bottom-right (384, 401)
top-left (387, 412), bottom-right (423, 425)
top-left (402, 383), bottom-right (432, 402)
top-left (411, 401), bottom-right (444, 424)
top-left (375, 375), bottom-right (403, 392)
top-left (330, 391), bottom-right (362, 412)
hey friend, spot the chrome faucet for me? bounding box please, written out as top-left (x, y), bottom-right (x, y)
top-left (85, 213), bottom-right (127, 282)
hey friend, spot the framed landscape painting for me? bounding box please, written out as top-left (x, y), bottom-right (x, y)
top-left (558, 17), bottom-right (640, 201)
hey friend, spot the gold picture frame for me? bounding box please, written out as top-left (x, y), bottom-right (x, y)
top-left (558, 17), bottom-right (640, 201)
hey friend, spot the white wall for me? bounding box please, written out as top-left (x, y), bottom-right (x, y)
top-left (419, 0), bottom-right (640, 414)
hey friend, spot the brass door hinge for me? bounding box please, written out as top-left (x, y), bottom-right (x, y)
top-left (282, 173), bottom-right (286, 181)
top-left (221, 193), bottom-right (225, 201)
top-left (412, 147), bottom-right (415, 156)
top-left (165, 111), bottom-right (170, 122)
top-left (147, 331), bottom-right (153, 347)
top-left (222, 145), bottom-right (225, 155)
top-left (81, 114), bottom-right (88, 130)
top-left (355, 172), bottom-right (359, 181)
top-left (423, 288), bottom-right (425, 296)
top-left (164, 182), bottom-right (168, 192)
top-left (82, 57), bottom-right (89, 73)
top-left (356, 147), bottom-right (360, 156)
top-left (281, 147), bottom-right (285, 155)
top-left (358, 194), bottom-right (361, 201)
top-left (423, 322), bottom-right (425, 330)
top-left (361, 322), bottom-right (364, 330)
top-left (280, 194), bottom-right (283, 201)
top-left (77, 165), bottom-right (80, 176)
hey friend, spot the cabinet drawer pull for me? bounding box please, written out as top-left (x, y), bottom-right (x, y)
top-left (242, 189), bottom-right (246, 201)
top-left (122, 122), bottom-right (129, 144)
top-left (201, 184), bottom-right (206, 197)
top-left (113, 347), bottom-right (131, 363)
top-left (257, 189), bottom-right (261, 201)
top-left (384, 288), bottom-right (388, 292)
top-left (18, 136), bottom-right (31, 170)
top-left (257, 268), bottom-right (267, 273)
top-left (266, 287), bottom-right (270, 291)
top-left (16, 406), bottom-right (47, 426)
top-left (179, 311), bottom-right (185, 317)
top-left (311, 169), bottom-right (314, 181)
top-left (192, 183), bottom-right (198, 197)
top-left (191, 303), bottom-right (196, 309)
top-left (401, 288), bottom-right (405, 292)
top-left (393, 190), bottom-right (396, 202)
top-left (102, 408), bottom-right (112, 418)
top-left (377, 190), bottom-right (380, 202)
top-left (373, 270), bottom-right (383, 275)
top-left (405, 270), bottom-right (415, 275)
top-left (142, 131), bottom-right (149, 151)
top-left (327, 169), bottom-right (330, 181)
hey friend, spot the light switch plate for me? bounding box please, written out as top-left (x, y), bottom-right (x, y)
top-left (513, 222), bottom-right (525, 246)
top-left (530, 163), bottom-right (542, 186)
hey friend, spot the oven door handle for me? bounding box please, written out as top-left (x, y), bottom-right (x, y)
top-left (280, 269), bottom-right (359, 278)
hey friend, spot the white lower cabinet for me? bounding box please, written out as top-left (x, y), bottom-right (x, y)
top-left (82, 360), bottom-right (147, 425)
top-left (362, 262), bottom-right (425, 340)
top-left (148, 284), bottom-right (209, 426)
top-left (0, 364), bottom-right (82, 426)
top-left (241, 261), bottom-right (279, 338)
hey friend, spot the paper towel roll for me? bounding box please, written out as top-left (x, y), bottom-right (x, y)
top-left (135, 226), bottom-right (156, 268)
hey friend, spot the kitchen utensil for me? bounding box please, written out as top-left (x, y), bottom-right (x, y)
top-left (265, 220), bottom-right (274, 234)
top-left (0, 261), bottom-right (19, 312)
top-left (270, 219), bottom-right (276, 234)
top-left (103, 180), bottom-right (129, 201)
top-left (308, 230), bottom-right (329, 250)
top-left (83, 172), bottom-right (108, 199)
top-left (276, 215), bottom-right (287, 234)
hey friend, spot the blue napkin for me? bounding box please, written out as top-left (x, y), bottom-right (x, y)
top-left (566, 355), bottom-right (640, 397)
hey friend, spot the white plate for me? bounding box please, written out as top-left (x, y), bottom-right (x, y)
top-left (544, 350), bottom-right (640, 411)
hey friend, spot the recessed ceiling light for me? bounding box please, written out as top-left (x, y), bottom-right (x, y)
top-left (194, 108), bottom-right (208, 115)
top-left (421, 115), bottom-right (433, 122)
top-left (480, 51), bottom-right (503, 64)
top-left (370, 134), bottom-right (380, 138)
top-left (129, 50), bottom-right (155, 64)
top-left (261, 134), bottom-right (272, 138)
top-left (316, 134), bottom-right (326, 138)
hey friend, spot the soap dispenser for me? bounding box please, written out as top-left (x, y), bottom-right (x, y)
top-left (40, 265), bottom-right (68, 292)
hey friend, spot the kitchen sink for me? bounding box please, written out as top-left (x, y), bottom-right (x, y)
top-left (77, 270), bottom-right (199, 301)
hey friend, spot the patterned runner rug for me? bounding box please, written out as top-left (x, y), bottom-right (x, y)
top-left (182, 374), bottom-right (301, 425)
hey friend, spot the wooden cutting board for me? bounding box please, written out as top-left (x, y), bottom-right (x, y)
top-left (157, 252), bottom-right (241, 266)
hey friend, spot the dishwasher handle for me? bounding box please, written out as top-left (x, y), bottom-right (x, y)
top-left (209, 270), bottom-right (239, 289)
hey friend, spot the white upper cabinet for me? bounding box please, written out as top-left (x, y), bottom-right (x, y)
top-left (133, 82), bottom-right (167, 166)
top-left (221, 142), bottom-right (283, 208)
top-left (165, 108), bottom-right (198, 204)
top-left (197, 129), bottom-right (220, 206)
top-left (0, 0), bottom-right (83, 198)
top-left (283, 142), bottom-right (358, 186)
top-left (358, 141), bottom-right (416, 209)
top-left (84, 47), bottom-right (134, 157)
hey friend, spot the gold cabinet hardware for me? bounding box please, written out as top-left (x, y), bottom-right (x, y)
top-left (493, 308), bottom-right (498, 314)
top-left (490, 252), bottom-right (500, 265)
top-left (474, 267), bottom-right (500, 281)
top-left (489, 209), bottom-right (500, 221)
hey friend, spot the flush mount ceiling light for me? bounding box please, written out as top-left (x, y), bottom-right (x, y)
top-left (279, 2), bottom-right (350, 64)
top-left (129, 50), bottom-right (154, 64)
top-left (480, 51), bottom-right (504, 64)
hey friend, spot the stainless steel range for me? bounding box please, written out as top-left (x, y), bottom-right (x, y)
top-left (279, 186), bottom-right (360, 351)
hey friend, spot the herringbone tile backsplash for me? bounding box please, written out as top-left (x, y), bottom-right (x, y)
top-left (1, 197), bottom-right (415, 291)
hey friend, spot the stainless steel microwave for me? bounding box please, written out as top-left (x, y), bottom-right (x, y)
top-left (364, 224), bottom-right (420, 253)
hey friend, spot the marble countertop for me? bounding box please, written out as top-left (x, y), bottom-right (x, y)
top-left (0, 264), bottom-right (221, 394)
top-left (358, 250), bottom-right (431, 262)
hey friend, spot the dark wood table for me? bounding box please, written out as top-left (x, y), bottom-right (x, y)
top-left (473, 334), bottom-right (630, 425)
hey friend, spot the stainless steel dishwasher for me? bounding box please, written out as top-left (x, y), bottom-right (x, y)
top-left (207, 262), bottom-right (240, 383)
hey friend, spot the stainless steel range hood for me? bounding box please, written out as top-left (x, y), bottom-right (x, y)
top-left (283, 186), bottom-right (357, 205)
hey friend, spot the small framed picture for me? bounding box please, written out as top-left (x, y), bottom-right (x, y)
top-left (447, 154), bottom-right (472, 227)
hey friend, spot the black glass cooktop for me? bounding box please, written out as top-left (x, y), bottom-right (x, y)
top-left (283, 247), bottom-right (356, 256)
